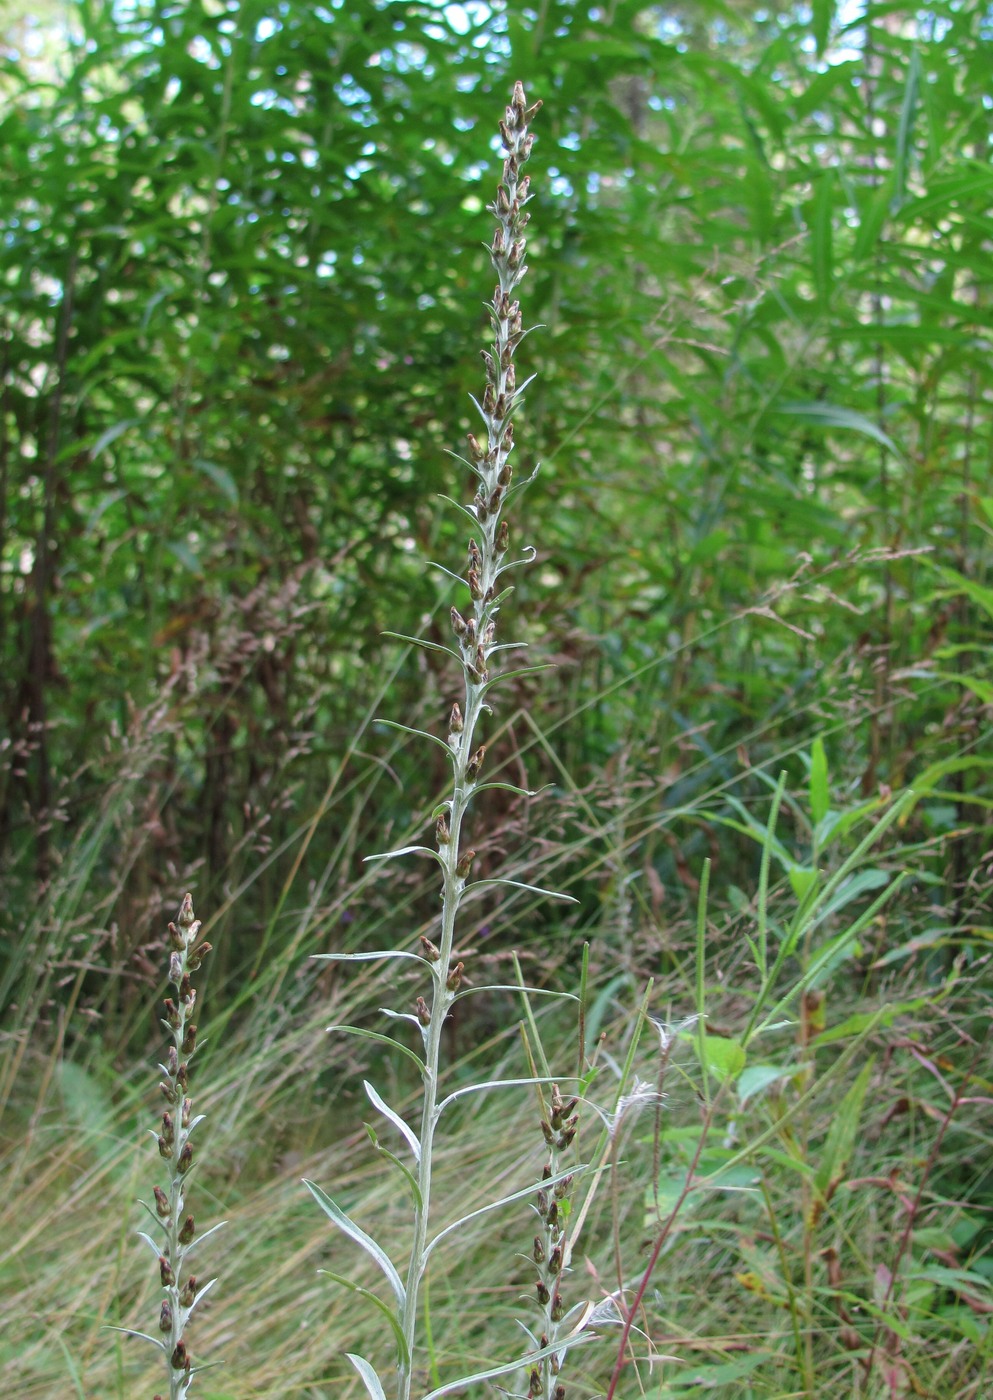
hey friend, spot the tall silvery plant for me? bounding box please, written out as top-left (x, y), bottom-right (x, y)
top-left (305, 83), bottom-right (587, 1400)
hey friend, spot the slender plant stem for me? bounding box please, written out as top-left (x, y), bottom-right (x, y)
top-left (396, 81), bottom-right (542, 1400)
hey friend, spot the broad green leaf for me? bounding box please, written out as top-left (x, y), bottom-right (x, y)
top-left (812, 168), bottom-right (834, 306)
top-left (809, 737), bottom-right (829, 828)
top-left (737, 1064), bottom-right (790, 1104)
top-left (892, 48), bottom-right (921, 213)
top-left (689, 1031), bottom-right (746, 1085)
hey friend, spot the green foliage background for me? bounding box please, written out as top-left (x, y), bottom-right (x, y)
top-left (1, 1), bottom-right (992, 1396)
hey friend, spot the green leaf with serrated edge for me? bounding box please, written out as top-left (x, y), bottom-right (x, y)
top-left (346, 1353), bottom-right (389, 1400)
top-left (377, 719), bottom-right (457, 757)
top-left (423, 1163), bottom-right (584, 1260)
top-left (471, 878), bottom-right (579, 902)
top-left (320, 1276), bottom-right (411, 1365)
top-left (812, 1058), bottom-right (874, 1210)
top-left (363, 844), bottom-right (444, 865)
top-left (326, 1025), bottom-right (425, 1076)
top-left (364, 1080), bottom-right (421, 1162)
top-left (809, 737), bottom-right (829, 828)
top-left (303, 1182), bottom-right (405, 1308)
top-left (420, 1331), bottom-right (596, 1399)
top-left (312, 950), bottom-right (430, 965)
top-left (380, 631), bottom-right (462, 662)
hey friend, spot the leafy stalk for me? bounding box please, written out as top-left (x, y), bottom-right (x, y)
top-left (395, 79), bottom-right (543, 1400)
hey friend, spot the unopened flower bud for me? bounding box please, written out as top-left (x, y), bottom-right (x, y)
top-left (168, 952), bottom-right (183, 984)
top-left (419, 935), bottom-right (441, 962)
top-left (182, 1023), bottom-right (197, 1055)
top-left (187, 941), bottom-right (211, 971)
top-left (167, 921), bottom-right (184, 952)
top-left (179, 1275), bottom-right (199, 1307)
top-left (449, 702), bottom-right (463, 734)
top-left (161, 1112), bottom-right (175, 1147)
top-left (455, 849), bottom-right (476, 879)
top-left (159, 1256), bottom-right (175, 1287)
top-left (466, 745), bottom-right (486, 781)
top-left (467, 432), bottom-right (485, 460)
top-left (451, 606), bottom-right (468, 637)
top-left (177, 1063), bottom-right (188, 1091)
top-left (416, 996), bottom-right (431, 1027)
top-left (436, 814), bottom-right (451, 846)
top-left (496, 520), bottom-right (510, 554)
top-left (153, 1186), bottom-right (170, 1218)
top-left (178, 1142), bottom-right (193, 1175)
top-left (549, 1245), bottom-right (563, 1275)
top-left (171, 1340), bottom-right (190, 1371)
top-left (179, 1214), bottom-right (195, 1245)
top-left (536, 1280), bottom-right (550, 1305)
top-left (159, 1301), bottom-right (173, 1334)
top-left (480, 349), bottom-right (496, 382)
top-left (532, 1236), bottom-right (545, 1264)
top-left (177, 894), bottom-right (195, 929)
top-left (163, 998), bottom-right (180, 1029)
top-left (550, 1290), bottom-right (564, 1322)
top-left (467, 567), bottom-right (483, 600)
top-left (446, 961), bottom-right (464, 992)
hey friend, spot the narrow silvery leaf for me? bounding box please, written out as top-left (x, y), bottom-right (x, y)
top-left (363, 844), bottom-right (445, 865)
top-left (364, 1080), bottom-right (422, 1163)
top-left (325, 1025), bottom-right (426, 1075)
top-left (313, 950), bottom-right (429, 965)
top-left (104, 1325), bottom-right (167, 1350)
top-left (378, 717), bottom-right (460, 755)
top-left (380, 631), bottom-right (462, 662)
top-left (304, 1181), bottom-right (406, 1308)
top-left (424, 1162), bottom-right (584, 1260)
top-left (420, 1330), bottom-right (597, 1399)
top-left (347, 1353), bottom-right (390, 1400)
top-left (321, 1276), bottom-right (411, 1364)
top-left (472, 877), bottom-right (579, 903)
